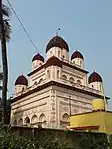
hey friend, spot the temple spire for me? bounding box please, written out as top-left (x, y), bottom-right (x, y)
top-left (56, 28), bottom-right (61, 36)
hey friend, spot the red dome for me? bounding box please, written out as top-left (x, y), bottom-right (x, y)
top-left (32, 53), bottom-right (44, 62)
top-left (45, 56), bottom-right (62, 68)
top-left (46, 35), bottom-right (69, 52)
top-left (88, 71), bottom-right (103, 84)
top-left (15, 75), bottom-right (28, 86)
top-left (71, 50), bottom-right (84, 60)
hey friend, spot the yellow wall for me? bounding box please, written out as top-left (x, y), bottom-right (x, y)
top-left (103, 112), bottom-right (112, 134)
top-left (70, 111), bottom-right (112, 134)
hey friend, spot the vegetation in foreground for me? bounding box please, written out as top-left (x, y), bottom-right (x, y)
top-left (0, 125), bottom-right (111, 149)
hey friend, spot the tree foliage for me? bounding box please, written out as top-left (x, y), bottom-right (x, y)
top-left (0, 126), bottom-right (111, 149)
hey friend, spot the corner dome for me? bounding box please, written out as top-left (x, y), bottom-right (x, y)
top-left (46, 35), bottom-right (69, 52)
top-left (88, 71), bottom-right (103, 84)
top-left (45, 56), bottom-right (62, 68)
top-left (32, 53), bottom-right (44, 62)
top-left (15, 75), bottom-right (28, 86)
top-left (71, 50), bottom-right (84, 60)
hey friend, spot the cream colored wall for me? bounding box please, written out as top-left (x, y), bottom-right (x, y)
top-left (12, 80), bottom-right (106, 130)
top-left (52, 85), bottom-right (93, 129)
top-left (71, 58), bottom-right (84, 69)
top-left (14, 85), bottom-right (27, 97)
top-left (89, 82), bottom-right (103, 94)
top-left (61, 65), bottom-right (87, 86)
top-left (32, 60), bottom-right (44, 70)
top-left (11, 86), bottom-right (52, 128)
top-left (29, 68), bottom-right (45, 86)
top-left (46, 47), bottom-right (69, 62)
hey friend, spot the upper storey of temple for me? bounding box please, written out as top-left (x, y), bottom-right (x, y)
top-left (13, 35), bottom-right (107, 99)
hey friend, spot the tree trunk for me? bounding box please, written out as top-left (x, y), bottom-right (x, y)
top-left (0, 0), bottom-right (8, 125)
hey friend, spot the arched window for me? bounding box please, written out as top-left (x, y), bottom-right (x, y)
top-left (13, 120), bottom-right (17, 126)
top-left (57, 70), bottom-right (59, 79)
top-left (24, 117), bottom-right (30, 125)
top-left (39, 78), bottom-right (43, 84)
top-left (18, 118), bottom-right (23, 126)
top-left (58, 50), bottom-right (60, 57)
top-left (39, 114), bottom-right (46, 122)
top-left (22, 87), bottom-right (24, 92)
top-left (69, 77), bottom-right (74, 83)
top-left (77, 80), bottom-right (81, 85)
top-left (62, 113), bottom-right (69, 122)
top-left (100, 85), bottom-right (102, 91)
top-left (80, 60), bottom-right (82, 66)
top-left (31, 115), bottom-right (37, 124)
top-left (62, 75), bottom-right (67, 80)
top-left (34, 81), bottom-right (38, 85)
top-left (47, 70), bottom-right (50, 79)
top-left (62, 55), bottom-right (65, 59)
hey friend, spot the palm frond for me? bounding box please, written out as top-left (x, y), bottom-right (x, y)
top-left (0, 20), bottom-right (11, 41)
top-left (2, 4), bottom-right (11, 18)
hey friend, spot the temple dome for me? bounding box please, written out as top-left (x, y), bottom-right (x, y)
top-left (15, 75), bottom-right (28, 86)
top-left (71, 50), bottom-right (84, 60)
top-left (46, 35), bottom-right (69, 52)
top-left (88, 71), bottom-right (103, 84)
top-left (32, 53), bottom-right (44, 62)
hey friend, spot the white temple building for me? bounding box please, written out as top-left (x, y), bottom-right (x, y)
top-left (10, 35), bottom-right (109, 129)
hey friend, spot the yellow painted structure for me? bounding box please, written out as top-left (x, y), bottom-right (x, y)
top-left (92, 98), bottom-right (105, 111)
top-left (70, 99), bottom-right (112, 134)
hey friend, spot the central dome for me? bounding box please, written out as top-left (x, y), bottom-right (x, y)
top-left (46, 35), bottom-right (69, 52)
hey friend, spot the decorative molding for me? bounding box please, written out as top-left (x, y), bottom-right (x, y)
top-left (63, 107), bottom-right (68, 111)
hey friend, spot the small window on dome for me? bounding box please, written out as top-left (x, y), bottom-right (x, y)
top-left (100, 85), bottom-right (102, 91)
top-left (57, 70), bottom-right (59, 79)
top-left (22, 87), bottom-right (24, 92)
top-left (92, 85), bottom-right (94, 88)
top-left (63, 55), bottom-right (65, 59)
top-left (58, 51), bottom-right (60, 57)
top-left (80, 60), bottom-right (82, 66)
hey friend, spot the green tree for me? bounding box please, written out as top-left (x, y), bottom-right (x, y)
top-left (0, 1), bottom-right (11, 124)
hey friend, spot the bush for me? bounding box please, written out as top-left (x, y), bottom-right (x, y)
top-left (0, 125), bottom-right (111, 149)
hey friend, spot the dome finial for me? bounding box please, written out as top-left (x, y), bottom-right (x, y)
top-left (56, 28), bottom-right (61, 36)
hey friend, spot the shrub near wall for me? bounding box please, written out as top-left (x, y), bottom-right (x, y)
top-left (0, 126), bottom-right (112, 149)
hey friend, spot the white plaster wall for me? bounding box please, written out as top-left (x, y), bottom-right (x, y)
top-left (46, 47), bottom-right (69, 62)
top-left (71, 58), bottom-right (84, 69)
top-left (61, 65), bottom-right (87, 86)
top-left (29, 68), bottom-right (45, 86)
top-left (11, 82), bottom-right (108, 129)
top-left (14, 85), bottom-right (27, 97)
top-left (52, 85), bottom-right (93, 129)
top-left (32, 60), bottom-right (44, 70)
top-left (11, 86), bottom-right (52, 128)
top-left (89, 82), bottom-right (103, 94)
